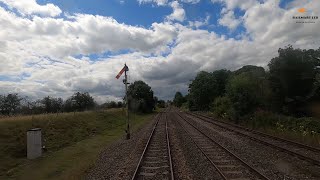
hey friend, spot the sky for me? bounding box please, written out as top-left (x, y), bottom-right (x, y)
top-left (0, 0), bottom-right (319, 103)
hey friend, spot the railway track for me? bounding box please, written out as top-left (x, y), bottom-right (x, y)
top-left (132, 112), bottom-right (174, 180)
top-left (187, 112), bottom-right (320, 167)
top-left (176, 112), bottom-right (269, 180)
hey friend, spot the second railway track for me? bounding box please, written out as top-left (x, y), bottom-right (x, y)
top-left (132, 112), bottom-right (174, 180)
top-left (187, 112), bottom-right (320, 167)
top-left (176, 112), bottom-right (269, 180)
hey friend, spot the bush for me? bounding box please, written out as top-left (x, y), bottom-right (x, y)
top-left (211, 96), bottom-right (233, 119)
top-left (226, 73), bottom-right (265, 121)
top-left (157, 100), bottom-right (166, 108)
top-left (248, 110), bottom-right (320, 136)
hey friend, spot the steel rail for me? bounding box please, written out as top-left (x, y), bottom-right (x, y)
top-left (190, 112), bottom-right (320, 153)
top-left (131, 112), bottom-right (174, 180)
top-left (131, 113), bottom-right (161, 180)
top-left (165, 113), bottom-right (175, 180)
top-left (187, 112), bottom-right (320, 166)
top-left (175, 114), bottom-right (228, 180)
top-left (177, 112), bottom-right (269, 180)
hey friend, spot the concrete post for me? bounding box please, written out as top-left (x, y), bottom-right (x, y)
top-left (27, 128), bottom-right (42, 159)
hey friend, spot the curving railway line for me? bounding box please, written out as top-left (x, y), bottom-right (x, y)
top-left (175, 112), bottom-right (270, 180)
top-left (186, 112), bottom-right (320, 167)
top-left (131, 112), bottom-right (174, 180)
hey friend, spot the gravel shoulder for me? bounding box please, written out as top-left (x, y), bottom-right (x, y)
top-left (86, 115), bottom-right (157, 180)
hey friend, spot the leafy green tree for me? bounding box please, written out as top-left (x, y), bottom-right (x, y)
top-left (173, 92), bottom-right (185, 107)
top-left (188, 71), bottom-right (216, 110)
top-left (157, 100), bottom-right (166, 108)
top-left (117, 101), bottom-right (123, 108)
top-left (0, 93), bottom-right (22, 115)
top-left (268, 45), bottom-right (320, 114)
top-left (226, 72), bottom-right (265, 122)
top-left (212, 69), bottom-right (232, 96)
top-left (234, 65), bottom-right (265, 77)
top-left (64, 92), bottom-right (95, 112)
top-left (188, 70), bottom-right (231, 110)
top-left (153, 96), bottom-right (158, 110)
top-left (127, 81), bottom-right (155, 113)
top-left (108, 101), bottom-right (117, 108)
top-left (41, 96), bottom-right (63, 113)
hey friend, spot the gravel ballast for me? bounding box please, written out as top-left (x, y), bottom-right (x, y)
top-left (183, 113), bottom-right (320, 180)
top-left (168, 112), bottom-right (223, 180)
top-left (86, 115), bottom-right (158, 180)
top-left (86, 110), bottom-right (320, 180)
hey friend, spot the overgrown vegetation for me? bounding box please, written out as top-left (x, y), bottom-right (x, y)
top-left (176, 45), bottom-right (320, 142)
top-left (127, 80), bottom-right (156, 113)
top-left (173, 92), bottom-right (186, 107)
top-left (0, 109), bottom-right (153, 179)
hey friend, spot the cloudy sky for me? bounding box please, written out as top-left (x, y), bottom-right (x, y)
top-left (0, 0), bottom-right (319, 103)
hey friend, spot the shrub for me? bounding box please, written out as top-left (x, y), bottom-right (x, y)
top-left (248, 110), bottom-right (320, 135)
top-left (210, 96), bottom-right (235, 119)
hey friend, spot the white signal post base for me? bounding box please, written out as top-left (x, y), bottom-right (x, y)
top-left (27, 128), bottom-right (42, 159)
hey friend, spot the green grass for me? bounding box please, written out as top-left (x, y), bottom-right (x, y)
top-left (0, 109), bottom-right (154, 179)
top-left (203, 111), bottom-right (320, 147)
top-left (246, 111), bottom-right (320, 147)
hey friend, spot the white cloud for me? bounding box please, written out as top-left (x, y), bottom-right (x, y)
top-left (138, 0), bottom-right (200, 6)
top-left (0, 0), bottom-right (320, 102)
top-left (0, 7), bottom-right (178, 59)
top-left (218, 10), bottom-right (241, 30)
top-left (211, 0), bottom-right (258, 10)
top-left (0, 0), bottom-right (62, 17)
top-left (138, 0), bottom-right (168, 6)
top-left (188, 15), bottom-right (210, 28)
top-left (180, 0), bottom-right (200, 4)
top-left (167, 1), bottom-right (186, 22)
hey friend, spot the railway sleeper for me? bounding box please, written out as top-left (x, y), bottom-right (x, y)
top-left (138, 171), bottom-right (170, 179)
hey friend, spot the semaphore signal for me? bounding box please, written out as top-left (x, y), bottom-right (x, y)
top-left (116, 63), bottom-right (130, 139)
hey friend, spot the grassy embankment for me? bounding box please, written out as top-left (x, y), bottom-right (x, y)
top-left (202, 110), bottom-right (320, 147)
top-left (0, 109), bottom-right (154, 179)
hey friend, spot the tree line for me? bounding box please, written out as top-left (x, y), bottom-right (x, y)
top-left (0, 80), bottom-right (166, 116)
top-left (0, 92), bottom-right (97, 116)
top-left (174, 45), bottom-right (320, 123)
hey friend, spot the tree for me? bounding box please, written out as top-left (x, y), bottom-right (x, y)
top-left (268, 45), bottom-right (320, 114)
top-left (234, 65), bottom-right (265, 77)
top-left (153, 96), bottom-right (158, 110)
top-left (173, 92), bottom-right (185, 107)
top-left (0, 93), bottom-right (22, 115)
top-left (41, 96), bottom-right (63, 113)
top-left (127, 81), bottom-right (155, 113)
top-left (65, 92), bottom-right (95, 112)
top-left (188, 70), bottom-right (231, 110)
top-left (226, 71), bottom-right (266, 122)
top-left (117, 101), bottom-right (123, 108)
top-left (188, 71), bottom-right (216, 110)
top-left (211, 69), bottom-right (231, 96)
top-left (157, 100), bottom-right (166, 108)
top-left (108, 101), bottom-right (117, 108)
